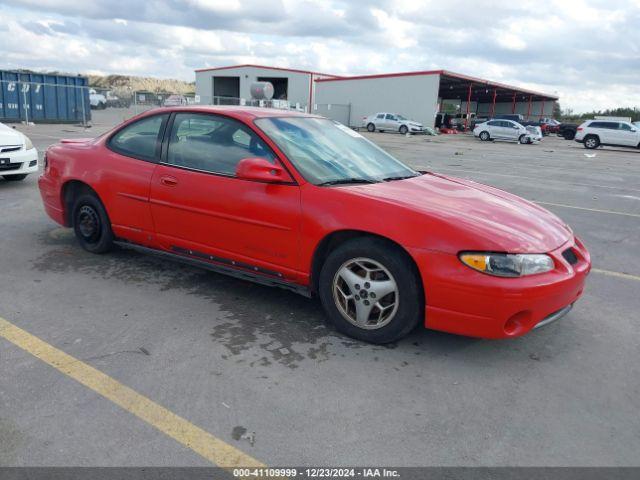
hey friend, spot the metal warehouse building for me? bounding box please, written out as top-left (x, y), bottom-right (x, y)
top-left (194, 64), bottom-right (558, 128)
top-left (195, 64), bottom-right (338, 110)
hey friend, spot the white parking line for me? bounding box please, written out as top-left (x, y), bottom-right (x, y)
top-left (592, 268), bottom-right (640, 281)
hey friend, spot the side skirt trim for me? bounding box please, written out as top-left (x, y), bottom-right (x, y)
top-left (114, 241), bottom-right (311, 297)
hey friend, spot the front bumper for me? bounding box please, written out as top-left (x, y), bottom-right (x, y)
top-left (410, 237), bottom-right (591, 339)
top-left (0, 148), bottom-right (39, 176)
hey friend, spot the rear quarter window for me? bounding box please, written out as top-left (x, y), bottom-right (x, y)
top-left (108, 114), bottom-right (169, 161)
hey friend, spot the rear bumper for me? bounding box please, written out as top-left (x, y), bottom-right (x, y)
top-left (38, 173), bottom-right (66, 226)
top-left (410, 237), bottom-right (591, 339)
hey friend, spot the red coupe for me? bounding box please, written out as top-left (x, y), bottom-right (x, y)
top-left (38, 107), bottom-right (590, 343)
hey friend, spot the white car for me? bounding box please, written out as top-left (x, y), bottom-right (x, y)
top-left (0, 123), bottom-right (38, 181)
top-left (473, 119), bottom-right (530, 144)
top-left (89, 89), bottom-right (107, 109)
top-left (575, 119), bottom-right (640, 149)
top-left (363, 113), bottom-right (424, 134)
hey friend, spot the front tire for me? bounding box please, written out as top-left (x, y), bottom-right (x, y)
top-left (518, 134), bottom-right (528, 144)
top-left (366, 123), bottom-right (375, 132)
top-left (72, 193), bottom-right (114, 253)
top-left (3, 174), bottom-right (28, 181)
top-left (399, 125), bottom-right (409, 135)
top-left (584, 135), bottom-right (600, 149)
top-left (479, 131), bottom-right (490, 141)
top-left (318, 238), bottom-right (422, 344)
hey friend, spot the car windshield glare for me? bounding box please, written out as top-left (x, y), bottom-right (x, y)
top-left (255, 117), bottom-right (419, 185)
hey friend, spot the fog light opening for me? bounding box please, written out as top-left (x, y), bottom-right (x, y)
top-left (504, 310), bottom-right (532, 336)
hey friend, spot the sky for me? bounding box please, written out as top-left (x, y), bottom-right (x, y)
top-left (1, 0), bottom-right (639, 113)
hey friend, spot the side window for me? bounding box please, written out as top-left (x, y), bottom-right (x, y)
top-left (385, 114), bottom-right (395, 120)
top-left (166, 113), bottom-right (276, 176)
top-left (487, 120), bottom-right (500, 126)
top-left (500, 121), bottom-right (511, 127)
top-left (376, 114), bottom-right (385, 119)
top-left (109, 114), bottom-right (168, 160)
top-left (619, 123), bottom-right (632, 131)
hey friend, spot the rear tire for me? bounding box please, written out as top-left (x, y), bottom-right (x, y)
top-left (72, 193), bottom-right (114, 254)
top-left (479, 131), bottom-right (490, 141)
top-left (584, 135), bottom-right (600, 149)
top-left (367, 123), bottom-right (375, 132)
top-left (399, 125), bottom-right (409, 135)
top-left (318, 237), bottom-right (423, 344)
top-left (2, 174), bottom-right (28, 181)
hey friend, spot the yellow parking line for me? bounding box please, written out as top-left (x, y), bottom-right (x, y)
top-left (0, 316), bottom-right (264, 469)
top-left (591, 268), bottom-right (640, 281)
top-left (534, 201), bottom-right (640, 218)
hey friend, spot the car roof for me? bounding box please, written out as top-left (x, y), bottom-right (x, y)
top-left (136, 105), bottom-right (320, 121)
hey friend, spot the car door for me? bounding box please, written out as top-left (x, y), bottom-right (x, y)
top-left (384, 113), bottom-right (398, 130)
top-left (503, 120), bottom-right (520, 140)
top-left (616, 122), bottom-right (638, 147)
top-left (103, 112), bottom-right (170, 245)
top-left (591, 122), bottom-right (614, 144)
top-left (149, 112), bottom-right (302, 279)
top-left (374, 113), bottom-right (385, 129)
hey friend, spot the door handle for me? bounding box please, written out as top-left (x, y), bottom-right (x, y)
top-left (160, 175), bottom-right (178, 186)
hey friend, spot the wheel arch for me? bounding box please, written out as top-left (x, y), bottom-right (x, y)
top-left (61, 180), bottom-right (103, 227)
top-left (310, 229), bottom-right (424, 297)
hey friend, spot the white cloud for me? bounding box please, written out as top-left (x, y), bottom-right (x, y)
top-left (1, 0), bottom-right (639, 112)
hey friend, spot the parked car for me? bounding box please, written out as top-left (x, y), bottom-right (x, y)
top-left (363, 113), bottom-right (424, 134)
top-left (473, 119), bottom-right (531, 144)
top-left (89, 89), bottom-right (107, 110)
top-left (540, 118), bottom-right (561, 134)
top-left (495, 114), bottom-right (525, 122)
top-left (558, 123), bottom-right (578, 140)
top-left (449, 113), bottom-right (476, 131)
top-left (39, 106), bottom-right (590, 343)
top-left (163, 95), bottom-right (189, 107)
top-left (0, 122), bottom-right (38, 181)
top-left (574, 120), bottom-right (640, 149)
top-left (106, 91), bottom-right (131, 108)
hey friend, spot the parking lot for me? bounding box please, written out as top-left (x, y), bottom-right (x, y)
top-left (1, 109), bottom-right (639, 467)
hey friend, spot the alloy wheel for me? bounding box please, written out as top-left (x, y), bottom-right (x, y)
top-left (332, 257), bottom-right (399, 330)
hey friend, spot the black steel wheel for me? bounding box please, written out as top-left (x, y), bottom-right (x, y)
top-left (72, 193), bottom-right (114, 253)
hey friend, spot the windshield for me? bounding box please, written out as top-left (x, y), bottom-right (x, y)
top-left (255, 117), bottom-right (419, 185)
top-left (396, 114), bottom-right (407, 120)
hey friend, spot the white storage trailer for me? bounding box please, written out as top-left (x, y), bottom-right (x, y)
top-left (194, 65), bottom-right (558, 129)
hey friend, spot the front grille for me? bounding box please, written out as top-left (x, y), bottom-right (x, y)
top-left (0, 146), bottom-right (21, 153)
top-left (562, 248), bottom-right (578, 265)
top-left (0, 162), bottom-right (22, 171)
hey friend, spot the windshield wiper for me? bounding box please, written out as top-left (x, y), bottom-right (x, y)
top-left (318, 178), bottom-right (378, 186)
top-left (382, 174), bottom-right (421, 182)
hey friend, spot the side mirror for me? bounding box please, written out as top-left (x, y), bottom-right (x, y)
top-left (236, 157), bottom-right (293, 183)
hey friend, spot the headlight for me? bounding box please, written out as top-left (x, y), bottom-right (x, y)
top-left (23, 135), bottom-right (34, 150)
top-left (459, 252), bottom-right (554, 277)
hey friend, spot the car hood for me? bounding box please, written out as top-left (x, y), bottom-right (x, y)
top-left (0, 123), bottom-right (25, 146)
top-left (342, 173), bottom-right (572, 253)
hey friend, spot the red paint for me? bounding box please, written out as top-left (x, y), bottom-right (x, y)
top-left (308, 73), bottom-right (313, 114)
top-left (511, 92), bottom-right (517, 114)
top-left (540, 99), bottom-right (545, 120)
top-left (526, 95), bottom-right (533, 120)
top-left (490, 89), bottom-right (497, 117)
top-left (38, 106), bottom-right (589, 339)
top-left (464, 84), bottom-right (472, 130)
